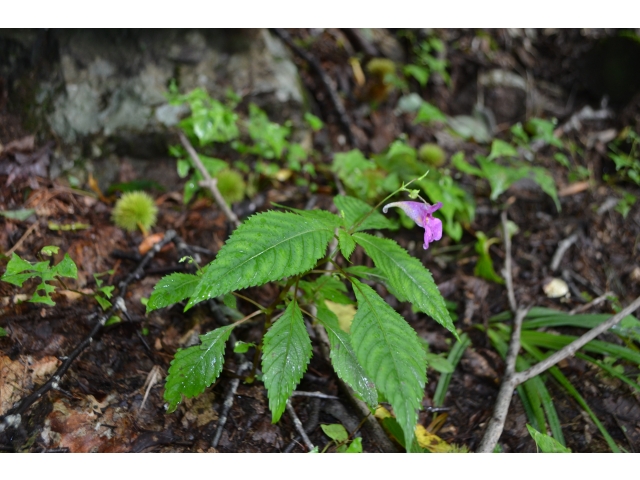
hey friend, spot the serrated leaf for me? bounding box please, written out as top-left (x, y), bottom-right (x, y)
top-left (147, 273), bottom-right (200, 312)
top-left (353, 233), bottom-right (456, 337)
top-left (164, 324), bottom-right (235, 412)
top-left (271, 203), bottom-right (343, 230)
top-left (350, 280), bottom-right (427, 452)
top-left (488, 139), bottom-right (518, 160)
top-left (338, 230), bottom-right (356, 261)
top-left (262, 300), bottom-right (312, 423)
top-left (334, 195), bottom-right (397, 232)
top-left (316, 301), bottom-right (378, 408)
top-left (187, 211), bottom-right (334, 309)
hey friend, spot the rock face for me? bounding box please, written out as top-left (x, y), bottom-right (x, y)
top-left (1, 29), bottom-right (306, 156)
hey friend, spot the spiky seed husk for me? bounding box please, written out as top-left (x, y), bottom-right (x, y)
top-left (112, 191), bottom-right (158, 232)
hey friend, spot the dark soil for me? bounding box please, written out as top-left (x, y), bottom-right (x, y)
top-left (1, 28), bottom-right (639, 453)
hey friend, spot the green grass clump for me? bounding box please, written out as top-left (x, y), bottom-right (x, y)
top-left (112, 191), bottom-right (158, 233)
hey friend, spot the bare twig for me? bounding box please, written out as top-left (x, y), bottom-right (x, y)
top-left (7, 222), bottom-right (39, 255)
top-left (501, 211), bottom-right (517, 313)
top-left (477, 307), bottom-right (529, 453)
top-left (513, 295), bottom-right (640, 385)
top-left (212, 361), bottom-right (252, 448)
top-left (0, 230), bottom-right (178, 435)
top-left (291, 391), bottom-right (339, 400)
top-left (550, 231), bottom-right (579, 272)
top-left (286, 399), bottom-right (315, 451)
top-left (271, 28), bottom-right (358, 148)
top-left (178, 131), bottom-right (240, 228)
top-left (569, 291), bottom-right (614, 315)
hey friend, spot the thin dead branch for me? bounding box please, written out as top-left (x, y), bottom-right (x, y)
top-left (286, 399), bottom-right (315, 451)
top-left (501, 211), bottom-right (517, 313)
top-left (477, 307), bottom-right (529, 453)
top-left (212, 361), bottom-right (252, 448)
top-left (178, 131), bottom-right (240, 228)
top-left (550, 231), bottom-right (579, 272)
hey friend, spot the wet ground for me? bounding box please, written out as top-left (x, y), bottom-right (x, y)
top-left (1, 28), bottom-right (640, 452)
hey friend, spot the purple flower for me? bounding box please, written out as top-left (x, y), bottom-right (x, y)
top-left (383, 201), bottom-right (443, 250)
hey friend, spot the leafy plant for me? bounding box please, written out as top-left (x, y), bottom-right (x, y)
top-left (453, 143), bottom-right (560, 211)
top-left (320, 424), bottom-right (363, 453)
top-left (147, 177), bottom-right (457, 451)
top-left (93, 271), bottom-right (115, 310)
top-left (1, 246), bottom-right (78, 306)
top-left (332, 141), bottom-right (475, 242)
top-left (607, 128), bottom-right (640, 186)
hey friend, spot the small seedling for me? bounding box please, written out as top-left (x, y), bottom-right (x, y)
top-left (1, 246), bottom-right (78, 306)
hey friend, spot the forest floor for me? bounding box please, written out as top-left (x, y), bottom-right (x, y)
top-left (1, 28), bottom-right (640, 453)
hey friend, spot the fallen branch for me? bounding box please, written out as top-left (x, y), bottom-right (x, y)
top-left (212, 361), bottom-right (252, 448)
top-left (0, 230), bottom-right (178, 437)
top-left (476, 307), bottom-right (529, 453)
top-left (178, 131), bottom-right (240, 228)
top-left (271, 28), bottom-right (358, 148)
top-left (286, 399), bottom-right (315, 451)
top-left (513, 295), bottom-right (640, 385)
top-left (501, 211), bottom-right (517, 313)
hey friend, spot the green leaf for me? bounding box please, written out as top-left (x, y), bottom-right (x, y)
top-left (1, 254), bottom-right (38, 286)
top-left (147, 273), bottom-right (200, 312)
top-left (353, 233), bottom-right (456, 337)
top-left (334, 195), bottom-right (397, 232)
top-left (52, 254), bottom-right (78, 279)
top-left (95, 295), bottom-right (112, 310)
top-left (527, 425), bottom-right (571, 453)
top-left (271, 204), bottom-right (342, 230)
top-left (414, 101), bottom-right (446, 125)
top-left (425, 353), bottom-right (454, 373)
top-left (488, 139), bottom-right (518, 161)
top-left (187, 211), bottom-right (334, 309)
top-left (403, 64), bottom-right (429, 87)
top-left (476, 156), bottom-right (528, 200)
top-left (0, 326), bottom-right (7, 337)
top-left (350, 280), bottom-right (427, 452)
top-left (104, 315), bottom-right (121, 326)
top-left (299, 276), bottom-right (353, 305)
top-left (233, 341), bottom-right (255, 353)
top-left (222, 292), bottom-right (237, 309)
top-left (452, 152), bottom-right (484, 177)
top-left (321, 424), bottom-right (349, 443)
top-left (176, 159), bottom-right (190, 178)
top-left (0, 209), bottom-right (35, 221)
top-left (344, 437), bottom-right (363, 453)
top-left (262, 300), bottom-right (312, 423)
top-left (41, 246), bottom-right (60, 256)
top-left (304, 112), bottom-right (324, 131)
top-left (474, 232), bottom-right (504, 284)
top-left (164, 324), bottom-right (235, 412)
top-left (338, 230), bottom-right (356, 261)
top-left (316, 301), bottom-right (378, 408)
top-left (531, 167), bottom-right (561, 212)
